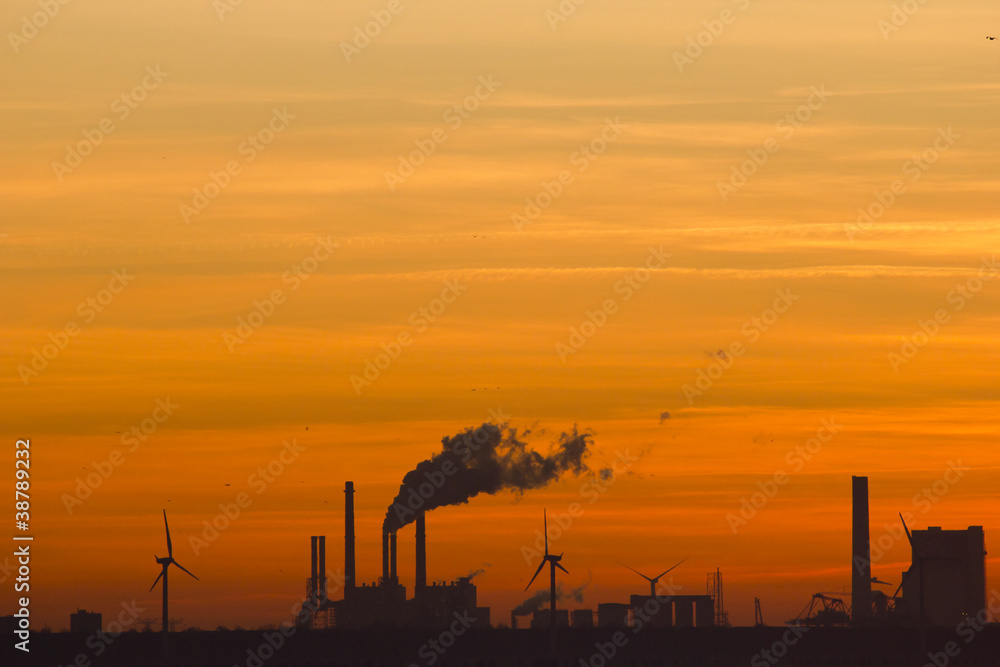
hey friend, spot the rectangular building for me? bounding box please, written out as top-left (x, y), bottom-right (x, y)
top-left (70, 609), bottom-right (102, 634)
top-left (902, 526), bottom-right (986, 626)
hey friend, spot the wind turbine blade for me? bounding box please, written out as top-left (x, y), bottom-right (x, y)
top-left (171, 561), bottom-right (199, 581)
top-left (149, 570), bottom-right (164, 592)
top-left (525, 561), bottom-right (546, 591)
top-left (654, 558), bottom-right (687, 581)
top-left (543, 509), bottom-right (548, 556)
top-left (163, 510), bottom-right (173, 558)
top-left (555, 562), bottom-right (569, 575)
top-left (898, 513), bottom-right (912, 546)
top-left (619, 562), bottom-right (654, 583)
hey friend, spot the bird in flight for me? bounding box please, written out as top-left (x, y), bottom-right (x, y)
top-left (224, 483), bottom-right (231, 487)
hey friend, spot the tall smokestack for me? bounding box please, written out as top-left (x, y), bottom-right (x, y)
top-left (319, 536), bottom-right (327, 602)
top-left (382, 530), bottom-right (389, 584)
top-left (416, 513), bottom-right (427, 592)
top-left (852, 476), bottom-right (872, 625)
top-left (390, 530), bottom-right (398, 582)
top-left (345, 482), bottom-right (355, 592)
top-left (310, 536), bottom-right (319, 606)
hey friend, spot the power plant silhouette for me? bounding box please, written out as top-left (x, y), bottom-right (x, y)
top-left (304, 481), bottom-right (491, 630)
top-left (841, 475), bottom-right (987, 629)
top-left (291, 475), bottom-right (988, 635)
top-left (12, 472), bottom-right (994, 667)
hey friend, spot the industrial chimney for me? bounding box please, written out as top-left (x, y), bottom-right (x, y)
top-left (851, 476), bottom-right (872, 625)
top-left (415, 513), bottom-right (427, 593)
top-left (382, 530), bottom-right (390, 584)
top-left (345, 482), bottom-right (355, 592)
top-left (319, 536), bottom-right (327, 602)
top-left (310, 536), bottom-right (319, 607)
top-left (390, 530), bottom-right (398, 583)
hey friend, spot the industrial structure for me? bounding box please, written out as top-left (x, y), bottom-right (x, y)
top-left (808, 475), bottom-right (990, 629)
top-left (851, 476), bottom-right (873, 625)
top-left (896, 523), bottom-right (987, 626)
top-left (313, 482), bottom-right (490, 629)
top-left (70, 609), bottom-right (102, 634)
top-left (302, 475), bottom-right (985, 633)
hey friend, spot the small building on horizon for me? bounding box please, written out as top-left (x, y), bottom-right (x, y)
top-left (70, 609), bottom-right (102, 634)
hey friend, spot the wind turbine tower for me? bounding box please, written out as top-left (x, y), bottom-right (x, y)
top-left (525, 510), bottom-right (568, 637)
top-left (149, 510), bottom-right (200, 636)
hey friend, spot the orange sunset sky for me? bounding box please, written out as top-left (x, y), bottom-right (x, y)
top-left (2, 0), bottom-right (999, 631)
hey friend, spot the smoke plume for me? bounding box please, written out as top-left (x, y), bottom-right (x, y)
top-left (384, 423), bottom-right (593, 532)
top-left (512, 573), bottom-right (592, 616)
top-left (512, 590), bottom-right (550, 616)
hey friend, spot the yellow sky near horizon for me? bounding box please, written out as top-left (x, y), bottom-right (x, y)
top-left (2, 0), bottom-right (999, 631)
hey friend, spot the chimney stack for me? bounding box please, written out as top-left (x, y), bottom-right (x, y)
top-left (382, 530), bottom-right (390, 584)
top-left (318, 536), bottom-right (327, 602)
top-left (345, 482), bottom-right (355, 592)
top-left (310, 536), bottom-right (319, 607)
top-left (415, 513), bottom-right (427, 593)
top-left (390, 530), bottom-right (398, 583)
top-left (851, 476), bottom-right (872, 625)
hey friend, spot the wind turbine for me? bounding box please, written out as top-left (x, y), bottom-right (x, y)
top-left (149, 510), bottom-right (199, 635)
top-left (524, 509), bottom-right (568, 632)
top-left (619, 558), bottom-right (687, 597)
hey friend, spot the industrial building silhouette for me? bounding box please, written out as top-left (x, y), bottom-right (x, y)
top-left (304, 482), bottom-right (491, 629)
